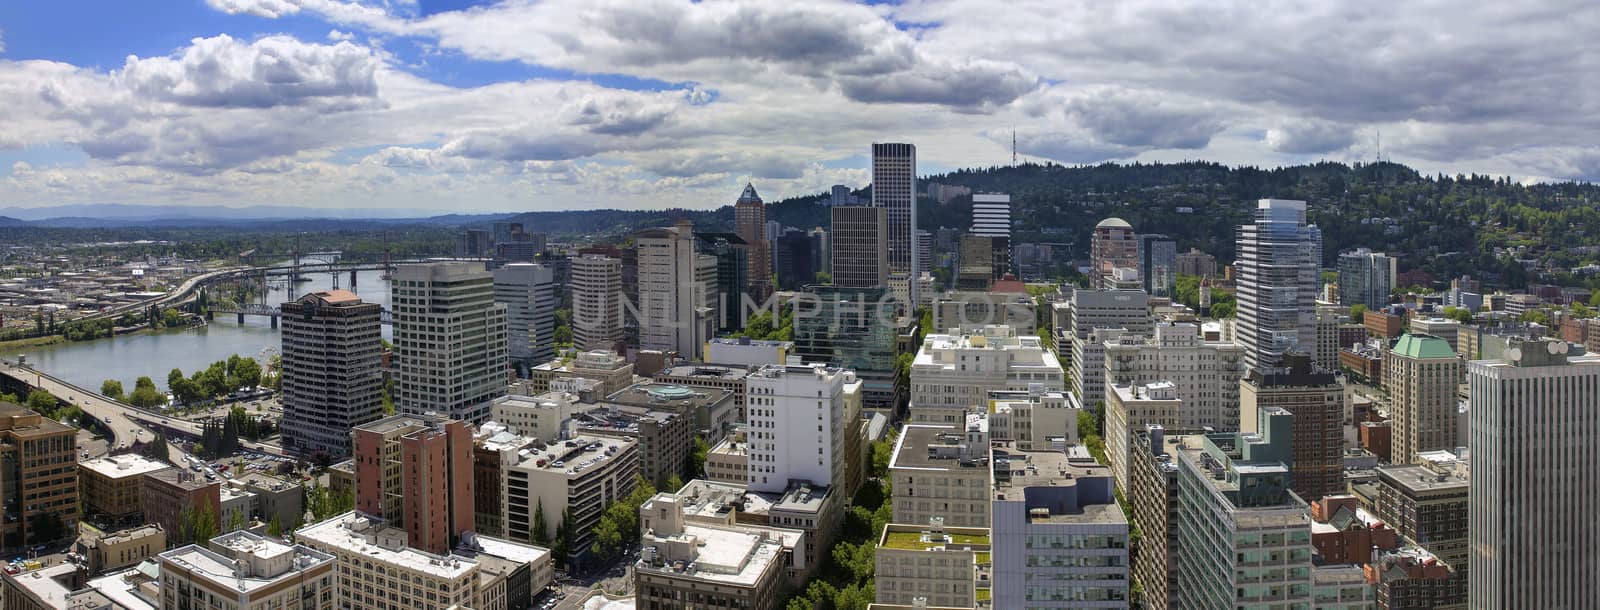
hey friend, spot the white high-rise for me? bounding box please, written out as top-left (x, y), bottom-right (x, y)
top-left (1468, 339), bottom-right (1600, 609)
top-left (971, 193), bottom-right (1011, 238)
top-left (571, 254), bottom-right (624, 351)
top-left (493, 262), bottom-right (557, 368)
top-left (391, 262), bottom-right (508, 424)
top-left (636, 220), bottom-right (718, 360)
top-left (744, 364), bottom-right (861, 493)
top-left (873, 142), bottom-right (918, 305)
top-left (1235, 199), bottom-right (1322, 372)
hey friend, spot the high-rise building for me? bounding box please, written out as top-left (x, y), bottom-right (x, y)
top-left (353, 414), bottom-right (475, 555)
top-left (1062, 289), bottom-right (1152, 404)
top-left (744, 364), bottom-right (860, 493)
top-left (734, 183), bottom-right (773, 303)
top-left (1129, 425), bottom-right (1188, 610)
top-left (1138, 234), bottom-right (1178, 298)
top-left (503, 434), bottom-right (639, 566)
top-left (1383, 334), bottom-right (1463, 464)
top-left (79, 454), bottom-right (170, 521)
top-left (570, 254), bottom-right (624, 351)
top-left (874, 521), bottom-right (990, 608)
top-left (1175, 247), bottom-right (1217, 278)
top-left (636, 492), bottom-right (794, 610)
top-left (1338, 248), bottom-right (1397, 310)
top-left (811, 227), bottom-right (831, 275)
top-left (872, 142), bottom-right (918, 304)
top-left (970, 193), bottom-right (1011, 238)
top-left (1235, 199), bottom-right (1323, 373)
top-left (909, 325), bottom-right (1064, 424)
top-left (830, 206), bottom-right (888, 288)
top-left (1105, 381), bottom-right (1183, 492)
top-left (792, 286), bottom-right (899, 409)
top-left (915, 229), bottom-right (933, 283)
top-left (493, 263), bottom-right (557, 371)
top-left (958, 234), bottom-right (997, 290)
top-left (1467, 339), bottom-right (1600, 609)
top-left (986, 388), bottom-right (1080, 451)
top-left (280, 290), bottom-right (384, 457)
top-left (457, 228), bottom-right (492, 258)
top-left (991, 443), bottom-right (1129, 608)
top-left (1174, 407), bottom-right (1314, 609)
top-left (1104, 322), bottom-right (1246, 430)
top-left (636, 221), bottom-right (718, 361)
top-left (1240, 354), bottom-right (1346, 502)
top-left (694, 232), bottom-right (750, 332)
top-left (392, 262), bottom-right (508, 424)
top-left (773, 228), bottom-right (816, 291)
top-left (0, 402), bottom-right (78, 549)
top-left (1090, 218), bottom-right (1140, 289)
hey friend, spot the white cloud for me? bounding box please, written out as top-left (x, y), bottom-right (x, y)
top-left (1264, 118), bottom-right (1357, 155)
top-left (205, 0), bottom-right (301, 18)
top-left (114, 34), bottom-right (381, 109)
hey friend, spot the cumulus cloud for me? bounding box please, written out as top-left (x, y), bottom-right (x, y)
top-left (114, 34), bottom-right (381, 109)
top-left (206, 0), bottom-right (301, 18)
top-left (639, 151), bottom-right (806, 180)
top-left (1061, 87), bottom-right (1225, 149)
top-left (1264, 118), bottom-right (1357, 155)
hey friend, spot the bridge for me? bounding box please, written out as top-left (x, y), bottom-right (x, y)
top-left (209, 303), bottom-right (393, 326)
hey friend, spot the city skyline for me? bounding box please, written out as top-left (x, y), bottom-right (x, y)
top-left (1, 1), bottom-right (1596, 213)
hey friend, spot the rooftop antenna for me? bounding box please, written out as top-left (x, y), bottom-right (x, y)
top-left (1375, 129), bottom-right (1383, 163)
top-left (1011, 127), bottom-right (1017, 165)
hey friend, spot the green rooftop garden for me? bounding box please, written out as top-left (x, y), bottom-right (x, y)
top-left (882, 530), bottom-right (991, 550)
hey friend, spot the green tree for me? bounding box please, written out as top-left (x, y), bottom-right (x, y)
top-left (1442, 306), bottom-right (1474, 324)
top-left (232, 356), bottom-right (262, 389)
top-left (689, 436), bottom-right (710, 478)
top-left (1520, 308), bottom-right (1552, 325)
top-left (267, 515), bottom-right (284, 538)
top-left (1350, 304), bottom-right (1368, 321)
top-left (100, 379), bottom-right (125, 401)
top-left (814, 271), bottom-right (832, 285)
top-left (139, 429), bottom-right (170, 463)
top-left (1209, 300), bottom-right (1236, 319)
top-left (552, 507), bottom-right (573, 568)
top-left (26, 389), bottom-right (58, 416)
top-left (532, 498), bottom-right (550, 546)
top-left (171, 377), bottom-right (203, 406)
top-left (162, 308), bottom-right (182, 328)
top-left (306, 484), bottom-right (354, 521)
top-left (179, 505), bottom-right (218, 545)
top-left (129, 386), bottom-right (165, 409)
top-left (135, 376), bottom-right (157, 392)
top-left (664, 473), bottom-right (684, 493)
top-left (168, 368), bottom-right (186, 391)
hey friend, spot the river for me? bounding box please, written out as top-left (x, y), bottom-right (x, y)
top-left (1, 267), bottom-right (394, 393)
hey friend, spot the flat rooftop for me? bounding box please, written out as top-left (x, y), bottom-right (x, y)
top-left (606, 382), bottom-right (733, 410)
top-left (296, 512), bottom-right (478, 579)
top-left (159, 536), bottom-right (331, 593)
top-left (656, 365), bottom-right (750, 381)
top-left (1376, 464), bottom-right (1469, 494)
top-left (460, 534), bottom-right (550, 566)
top-left (510, 434), bottom-right (636, 476)
top-left (146, 468), bottom-right (217, 491)
top-left (992, 443), bottom-right (1124, 525)
top-left (639, 524), bottom-right (782, 587)
top-left (881, 529), bottom-right (990, 551)
top-left (4, 562), bottom-right (80, 608)
top-left (81, 454), bottom-right (171, 479)
top-left (890, 425), bottom-right (989, 472)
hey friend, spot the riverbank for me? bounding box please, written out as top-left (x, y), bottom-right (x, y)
top-left (0, 334), bottom-right (64, 352)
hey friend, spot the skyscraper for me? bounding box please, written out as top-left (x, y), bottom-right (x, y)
top-left (1468, 339), bottom-right (1600, 609)
top-left (830, 206), bottom-right (888, 288)
top-left (1235, 199), bottom-right (1322, 373)
top-left (570, 254), bottom-right (624, 351)
top-left (636, 220), bottom-right (718, 360)
top-left (1337, 247), bottom-right (1397, 310)
top-left (1090, 217), bottom-right (1140, 289)
top-left (971, 193), bottom-right (1011, 238)
top-left (734, 183), bottom-right (773, 302)
top-left (492, 262), bottom-right (557, 370)
top-left (1384, 334), bottom-right (1464, 464)
top-left (1138, 234), bottom-right (1178, 298)
top-left (773, 228), bottom-right (816, 291)
top-left (694, 232), bottom-right (749, 333)
top-left (279, 289), bottom-right (384, 457)
top-left (872, 142), bottom-right (917, 304)
top-left (391, 262), bottom-right (508, 424)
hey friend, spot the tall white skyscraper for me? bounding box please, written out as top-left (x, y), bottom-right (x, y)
top-left (1337, 247), bottom-right (1397, 310)
top-left (970, 193), bottom-right (1011, 237)
top-left (744, 363), bottom-right (860, 493)
top-left (1234, 199), bottom-right (1322, 373)
top-left (391, 262), bottom-right (508, 424)
top-left (279, 290), bottom-right (383, 457)
top-left (872, 142), bottom-right (917, 305)
top-left (571, 254), bottom-right (624, 351)
top-left (492, 262), bottom-right (557, 368)
top-left (636, 220), bottom-right (718, 361)
top-left (1468, 339), bottom-right (1600, 609)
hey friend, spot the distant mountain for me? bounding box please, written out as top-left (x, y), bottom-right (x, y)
top-left (0, 216), bottom-right (28, 228)
top-left (0, 203), bottom-right (494, 225)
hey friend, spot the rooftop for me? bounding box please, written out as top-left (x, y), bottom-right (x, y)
top-left (457, 532), bottom-right (550, 566)
top-left (890, 425), bottom-right (990, 472)
top-left (146, 467), bottom-right (218, 491)
top-left (509, 434), bottom-right (636, 476)
top-left (84, 567), bottom-right (159, 610)
top-left (880, 529), bottom-right (990, 551)
top-left (639, 524), bottom-right (784, 587)
top-left (296, 512), bottom-right (478, 579)
top-left (81, 454), bottom-right (171, 479)
top-left (1376, 464), bottom-right (1469, 494)
top-left (992, 443), bottom-right (1125, 525)
top-left (3, 562), bottom-right (80, 608)
top-left (655, 365), bottom-right (751, 381)
top-left (159, 533), bottom-right (332, 593)
top-left (606, 382), bottom-right (732, 411)
top-left (1391, 334), bottom-right (1457, 359)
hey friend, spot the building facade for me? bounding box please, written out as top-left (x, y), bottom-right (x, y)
top-left (1240, 355), bottom-right (1346, 502)
top-left (745, 364), bottom-right (860, 493)
top-left (493, 262), bottom-right (558, 370)
top-left (158, 532), bottom-right (335, 610)
top-left (391, 262), bottom-right (509, 424)
top-left (280, 289), bottom-right (385, 457)
top-left (1090, 218), bottom-right (1140, 290)
top-left (735, 183), bottom-right (774, 303)
top-left (636, 221), bottom-right (718, 361)
top-left (991, 444), bottom-right (1129, 608)
top-left (1104, 322), bottom-right (1246, 430)
top-left (1467, 340), bottom-right (1600, 609)
top-left (352, 414), bottom-right (475, 555)
top-left (1235, 199), bottom-right (1322, 373)
top-left (0, 403), bottom-right (79, 550)
top-left (79, 454), bottom-right (170, 522)
top-left (830, 205), bottom-right (889, 289)
top-left (1337, 248), bottom-right (1397, 310)
top-left (889, 424), bottom-right (992, 528)
top-left (872, 142), bottom-right (918, 303)
top-left (503, 434), bottom-right (639, 566)
top-left (570, 255), bottom-right (625, 351)
top-left (1383, 334), bottom-right (1464, 464)
top-left (909, 325), bottom-right (1064, 424)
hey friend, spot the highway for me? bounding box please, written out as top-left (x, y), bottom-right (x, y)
top-left (0, 360), bottom-right (287, 461)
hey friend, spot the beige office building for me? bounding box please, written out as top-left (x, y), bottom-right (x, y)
top-left (158, 531), bottom-right (335, 610)
top-left (909, 325), bottom-right (1063, 424)
top-left (889, 424), bottom-right (993, 528)
top-left (1383, 334), bottom-right (1464, 464)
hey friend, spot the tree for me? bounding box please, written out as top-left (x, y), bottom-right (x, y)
top-left (1521, 308), bottom-right (1552, 325)
top-left (1442, 306), bottom-right (1475, 324)
top-left (100, 379), bottom-right (125, 401)
top-left (27, 390), bottom-right (58, 417)
top-left (30, 512), bottom-right (64, 544)
top-left (532, 498), bottom-right (550, 546)
top-left (267, 515), bottom-right (284, 538)
top-left (129, 386), bottom-right (165, 409)
top-left (139, 429), bottom-right (170, 463)
top-left (664, 473), bottom-right (684, 493)
top-left (135, 376), bottom-right (157, 392)
top-left (306, 484), bottom-right (354, 521)
top-left (168, 368), bottom-right (186, 391)
top-left (689, 437), bottom-right (710, 478)
top-left (171, 377), bottom-right (203, 406)
top-left (178, 505), bottom-right (218, 545)
top-left (814, 271), bottom-right (832, 285)
top-left (162, 308), bottom-right (182, 328)
top-left (553, 507), bottom-right (573, 568)
top-left (1350, 304), bottom-right (1368, 321)
top-left (233, 356), bottom-right (262, 389)
top-left (1209, 300), bottom-right (1236, 319)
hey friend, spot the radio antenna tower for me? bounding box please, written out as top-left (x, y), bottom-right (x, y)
top-left (1011, 127), bottom-right (1017, 165)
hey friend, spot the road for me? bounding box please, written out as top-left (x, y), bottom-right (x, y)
top-left (86, 267), bottom-right (245, 321)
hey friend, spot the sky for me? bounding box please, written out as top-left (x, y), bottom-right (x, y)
top-left (0, 0), bottom-right (1597, 214)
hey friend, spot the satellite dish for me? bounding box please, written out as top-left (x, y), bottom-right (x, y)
top-left (1508, 347), bottom-right (1523, 363)
top-left (1548, 341), bottom-right (1563, 355)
